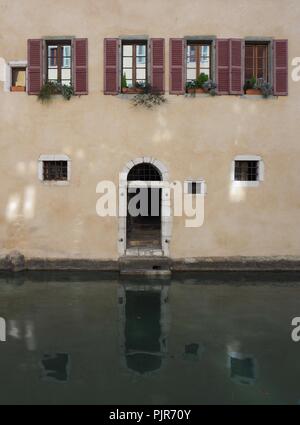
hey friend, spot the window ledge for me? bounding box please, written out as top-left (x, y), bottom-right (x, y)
top-left (232, 181), bottom-right (261, 188)
top-left (241, 94), bottom-right (278, 100)
top-left (40, 180), bottom-right (70, 186)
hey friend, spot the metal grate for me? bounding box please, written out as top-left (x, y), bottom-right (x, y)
top-left (234, 161), bottom-right (259, 181)
top-left (43, 161), bottom-right (68, 181)
top-left (127, 163), bottom-right (161, 181)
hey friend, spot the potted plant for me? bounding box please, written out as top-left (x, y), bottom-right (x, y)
top-left (38, 81), bottom-right (74, 102)
top-left (11, 85), bottom-right (26, 92)
top-left (255, 79), bottom-right (273, 98)
top-left (186, 73), bottom-right (209, 94)
top-left (244, 76), bottom-right (261, 95)
top-left (202, 80), bottom-right (217, 96)
top-left (121, 75), bottom-right (146, 94)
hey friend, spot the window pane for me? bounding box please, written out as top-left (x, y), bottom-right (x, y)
top-left (136, 45), bottom-right (146, 56)
top-left (12, 68), bottom-right (26, 87)
top-left (187, 56), bottom-right (196, 68)
top-left (136, 56), bottom-right (146, 66)
top-left (199, 68), bottom-right (210, 77)
top-left (63, 45), bottom-right (71, 56)
top-left (62, 57), bottom-right (71, 68)
top-left (48, 46), bottom-right (58, 66)
top-left (126, 80), bottom-right (133, 87)
top-left (48, 68), bottom-right (58, 80)
top-left (61, 80), bottom-right (71, 86)
top-left (187, 45), bottom-right (196, 60)
top-left (201, 45), bottom-right (209, 56)
top-left (136, 68), bottom-right (146, 80)
top-left (61, 68), bottom-right (71, 80)
top-left (187, 68), bottom-right (196, 80)
top-left (124, 69), bottom-right (133, 80)
top-left (123, 57), bottom-right (132, 68)
top-left (123, 45), bottom-right (133, 56)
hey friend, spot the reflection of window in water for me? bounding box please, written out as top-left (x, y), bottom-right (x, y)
top-left (118, 284), bottom-right (170, 375)
top-left (41, 353), bottom-right (70, 382)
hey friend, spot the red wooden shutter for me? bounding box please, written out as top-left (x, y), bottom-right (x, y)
top-left (169, 38), bottom-right (185, 94)
top-left (230, 39), bottom-right (244, 94)
top-left (74, 38), bottom-right (88, 95)
top-left (274, 40), bottom-right (288, 96)
top-left (104, 38), bottom-right (119, 95)
top-left (150, 38), bottom-right (165, 93)
top-left (216, 39), bottom-right (230, 94)
top-left (27, 39), bottom-right (43, 95)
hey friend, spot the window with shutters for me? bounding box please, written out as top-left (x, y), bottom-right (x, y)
top-left (122, 41), bottom-right (147, 91)
top-left (245, 42), bottom-right (269, 82)
top-left (186, 41), bottom-right (211, 82)
top-left (47, 40), bottom-right (72, 86)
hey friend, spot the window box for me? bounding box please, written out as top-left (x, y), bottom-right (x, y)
top-left (11, 86), bottom-right (26, 92)
top-left (186, 87), bottom-right (208, 94)
top-left (122, 87), bottom-right (144, 94)
top-left (245, 88), bottom-right (261, 95)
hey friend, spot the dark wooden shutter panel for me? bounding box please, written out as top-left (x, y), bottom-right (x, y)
top-left (216, 39), bottom-right (230, 94)
top-left (151, 38), bottom-right (164, 93)
top-left (274, 40), bottom-right (288, 96)
top-left (230, 39), bottom-right (244, 94)
top-left (104, 38), bottom-right (119, 95)
top-left (169, 38), bottom-right (185, 94)
top-left (27, 39), bottom-right (43, 95)
top-left (74, 38), bottom-right (88, 95)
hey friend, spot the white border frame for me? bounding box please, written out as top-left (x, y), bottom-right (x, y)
top-left (184, 179), bottom-right (207, 195)
top-left (4, 61), bottom-right (28, 93)
top-left (231, 155), bottom-right (264, 187)
top-left (38, 154), bottom-right (71, 186)
top-left (118, 157), bottom-right (171, 257)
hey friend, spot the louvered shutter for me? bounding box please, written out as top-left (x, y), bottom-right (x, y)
top-left (74, 38), bottom-right (88, 95)
top-left (230, 39), bottom-right (244, 94)
top-left (274, 40), bottom-right (288, 96)
top-left (150, 38), bottom-right (164, 93)
top-left (169, 38), bottom-right (185, 94)
top-left (216, 39), bottom-right (230, 94)
top-left (104, 38), bottom-right (119, 95)
top-left (27, 39), bottom-right (43, 95)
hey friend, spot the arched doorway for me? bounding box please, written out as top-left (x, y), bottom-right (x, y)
top-left (118, 158), bottom-right (171, 257)
top-left (127, 163), bottom-right (162, 250)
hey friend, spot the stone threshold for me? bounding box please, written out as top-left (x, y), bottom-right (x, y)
top-left (1, 251), bottom-right (300, 273)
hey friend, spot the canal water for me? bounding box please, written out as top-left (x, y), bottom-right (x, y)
top-left (0, 271), bottom-right (299, 405)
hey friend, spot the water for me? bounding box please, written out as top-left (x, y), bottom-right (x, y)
top-left (0, 271), bottom-right (299, 405)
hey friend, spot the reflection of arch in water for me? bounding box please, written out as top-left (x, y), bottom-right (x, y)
top-left (118, 282), bottom-right (170, 376)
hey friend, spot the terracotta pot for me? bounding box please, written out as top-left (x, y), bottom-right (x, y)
top-left (246, 88), bottom-right (261, 95)
top-left (122, 87), bottom-right (144, 94)
top-left (187, 87), bottom-right (207, 94)
top-left (11, 86), bottom-right (26, 92)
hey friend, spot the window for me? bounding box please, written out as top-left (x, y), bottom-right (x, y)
top-left (245, 43), bottom-right (269, 81)
top-left (43, 161), bottom-right (68, 181)
top-left (232, 156), bottom-right (264, 187)
top-left (186, 42), bottom-right (211, 82)
top-left (47, 41), bottom-right (72, 86)
top-left (122, 41), bottom-right (147, 87)
top-left (11, 67), bottom-right (26, 92)
top-left (38, 155), bottom-right (71, 184)
top-left (185, 180), bottom-right (206, 195)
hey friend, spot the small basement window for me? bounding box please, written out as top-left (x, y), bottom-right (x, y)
top-left (11, 67), bottom-right (26, 92)
top-left (232, 155), bottom-right (264, 187)
top-left (38, 155), bottom-right (71, 184)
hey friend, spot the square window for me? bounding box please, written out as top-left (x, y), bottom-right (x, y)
top-left (43, 161), bottom-right (68, 181)
top-left (234, 161), bottom-right (259, 182)
top-left (11, 67), bottom-right (26, 92)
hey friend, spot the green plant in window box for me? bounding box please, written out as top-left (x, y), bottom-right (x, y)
top-left (243, 76), bottom-right (260, 95)
top-left (254, 79), bottom-right (273, 98)
top-left (131, 84), bottom-right (166, 109)
top-left (186, 73), bottom-right (209, 95)
top-left (38, 81), bottom-right (75, 103)
top-left (202, 80), bottom-right (217, 97)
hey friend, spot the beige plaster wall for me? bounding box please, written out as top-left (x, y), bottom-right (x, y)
top-left (0, 0), bottom-right (300, 259)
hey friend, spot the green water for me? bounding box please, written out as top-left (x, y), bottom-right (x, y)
top-left (0, 271), bottom-right (299, 405)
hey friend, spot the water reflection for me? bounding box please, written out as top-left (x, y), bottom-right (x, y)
top-left (227, 342), bottom-right (256, 385)
top-left (118, 281), bottom-right (170, 375)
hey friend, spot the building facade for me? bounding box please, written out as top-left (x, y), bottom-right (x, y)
top-left (0, 0), bottom-right (299, 266)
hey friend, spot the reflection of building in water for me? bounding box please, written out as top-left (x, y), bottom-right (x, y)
top-left (227, 342), bottom-right (257, 385)
top-left (40, 353), bottom-right (70, 382)
top-left (118, 281), bottom-right (170, 375)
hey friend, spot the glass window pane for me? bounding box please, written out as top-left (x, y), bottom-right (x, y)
top-left (61, 69), bottom-right (71, 80)
top-left (187, 68), bottom-right (196, 80)
top-left (123, 45), bottom-right (133, 56)
top-left (187, 45), bottom-right (196, 59)
top-left (136, 68), bottom-right (146, 80)
top-left (136, 56), bottom-right (146, 66)
top-left (48, 68), bottom-right (58, 80)
top-left (187, 57), bottom-right (196, 68)
top-left (126, 80), bottom-right (133, 87)
top-left (62, 57), bottom-right (71, 68)
top-left (123, 57), bottom-right (132, 68)
top-left (48, 46), bottom-right (58, 67)
top-left (124, 69), bottom-right (132, 80)
top-left (136, 45), bottom-right (146, 56)
top-left (63, 45), bottom-right (71, 56)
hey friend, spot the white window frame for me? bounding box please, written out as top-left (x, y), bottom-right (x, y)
top-left (231, 155), bottom-right (264, 187)
top-left (38, 154), bottom-right (71, 185)
top-left (4, 61), bottom-right (28, 93)
top-left (184, 179), bottom-right (207, 195)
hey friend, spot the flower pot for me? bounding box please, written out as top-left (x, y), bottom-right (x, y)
top-left (122, 87), bottom-right (144, 94)
top-left (11, 86), bottom-right (25, 92)
top-left (187, 87), bottom-right (207, 94)
top-left (246, 88), bottom-right (261, 95)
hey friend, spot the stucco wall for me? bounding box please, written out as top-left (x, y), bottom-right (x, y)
top-left (0, 0), bottom-right (300, 260)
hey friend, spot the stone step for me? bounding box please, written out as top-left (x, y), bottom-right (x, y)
top-left (119, 256), bottom-right (171, 277)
